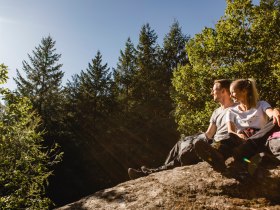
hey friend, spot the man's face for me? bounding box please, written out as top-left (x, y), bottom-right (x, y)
top-left (211, 83), bottom-right (223, 102)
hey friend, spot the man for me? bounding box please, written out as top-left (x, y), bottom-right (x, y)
top-left (128, 79), bottom-right (236, 179)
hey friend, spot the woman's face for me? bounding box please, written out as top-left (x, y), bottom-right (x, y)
top-left (230, 85), bottom-right (246, 103)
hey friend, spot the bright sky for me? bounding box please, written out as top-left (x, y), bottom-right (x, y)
top-left (0, 0), bottom-right (258, 90)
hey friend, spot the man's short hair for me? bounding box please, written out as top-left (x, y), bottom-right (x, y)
top-left (214, 79), bottom-right (232, 93)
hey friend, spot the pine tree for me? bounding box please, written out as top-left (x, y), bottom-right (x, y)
top-left (14, 35), bottom-right (64, 137)
top-left (162, 20), bottom-right (189, 77)
top-left (60, 51), bottom-right (117, 201)
top-left (160, 21), bottom-right (190, 110)
top-left (66, 50), bottom-right (114, 139)
top-left (135, 23), bottom-right (161, 102)
top-left (114, 37), bottom-right (137, 112)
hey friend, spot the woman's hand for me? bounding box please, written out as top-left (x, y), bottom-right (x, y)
top-left (272, 108), bottom-right (280, 126)
top-left (237, 133), bottom-right (247, 140)
top-left (266, 108), bottom-right (280, 126)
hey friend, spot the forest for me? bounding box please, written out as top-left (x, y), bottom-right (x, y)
top-left (1, 0), bottom-right (280, 209)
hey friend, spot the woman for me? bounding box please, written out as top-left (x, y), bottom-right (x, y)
top-left (225, 79), bottom-right (280, 174)
top-left (226, 78), bottom-right (274, 139)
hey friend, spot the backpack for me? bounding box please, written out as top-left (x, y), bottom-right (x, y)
top-left (178, 133), bottom-right (208, 165)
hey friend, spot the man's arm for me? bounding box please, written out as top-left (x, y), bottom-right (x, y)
top-left (205, 123), bottom-right (217, 140)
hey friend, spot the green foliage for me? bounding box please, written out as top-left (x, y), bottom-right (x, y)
top-left (0, 65), bottom-right (62, 209)
top-left (172, 64), bottom-right (216, 134)
top-left (0, 64), bottom-right (8, 85)
top-left (172, 0), bottom-right (280, 134)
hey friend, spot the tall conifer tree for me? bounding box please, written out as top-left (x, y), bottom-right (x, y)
top-left (66, 50), bottom-right (113, 139)
top-left (14, 35), bottom-right (64, 138)
top-left (114, 37), bottom-right (137, 112)
top-left (60, 51), bottom-right (116, 202)
top-left (135, 23), bottom-right (161, 102)
top-left (160, 20), bottom-right (190, 108)
top-left (162, 20), bottom-right (189, 81)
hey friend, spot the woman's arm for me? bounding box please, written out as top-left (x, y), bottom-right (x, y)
top-left (228, 121), bottom-right (247, 139)
top-left (228, 121), bottom-right (236, 133)
top-left (265, 107), bottom-right (280, 126)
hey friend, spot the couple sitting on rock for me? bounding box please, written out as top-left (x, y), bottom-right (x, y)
top-left (128, 79), bottom-right (280, 180)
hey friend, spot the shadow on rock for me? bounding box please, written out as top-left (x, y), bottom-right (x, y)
top-left (220, 165), bottom-right (280, 204)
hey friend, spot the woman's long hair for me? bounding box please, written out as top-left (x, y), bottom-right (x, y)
top-left (231, 78), bottom-right (259, 108)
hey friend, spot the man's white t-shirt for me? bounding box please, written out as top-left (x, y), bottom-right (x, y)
top-left (225, 101), bottom-right (271, 133)
top-left (210, 105), bottom-right (237, 142)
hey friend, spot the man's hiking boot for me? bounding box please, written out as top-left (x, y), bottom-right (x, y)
top-left (128, 165), bottom-right (166, 180)
top-left (141, 165), bottom-right (166, 173)
top-left (128, 168), bottom-right (147, 180)
top-left (195, 140), bottom-right (226, 172)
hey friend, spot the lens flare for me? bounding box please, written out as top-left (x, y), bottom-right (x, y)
top-left (243, 157), bottom-right (251, 163)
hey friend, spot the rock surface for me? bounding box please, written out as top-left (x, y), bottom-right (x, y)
top-left (56, 162), bottom-right (280, 210)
